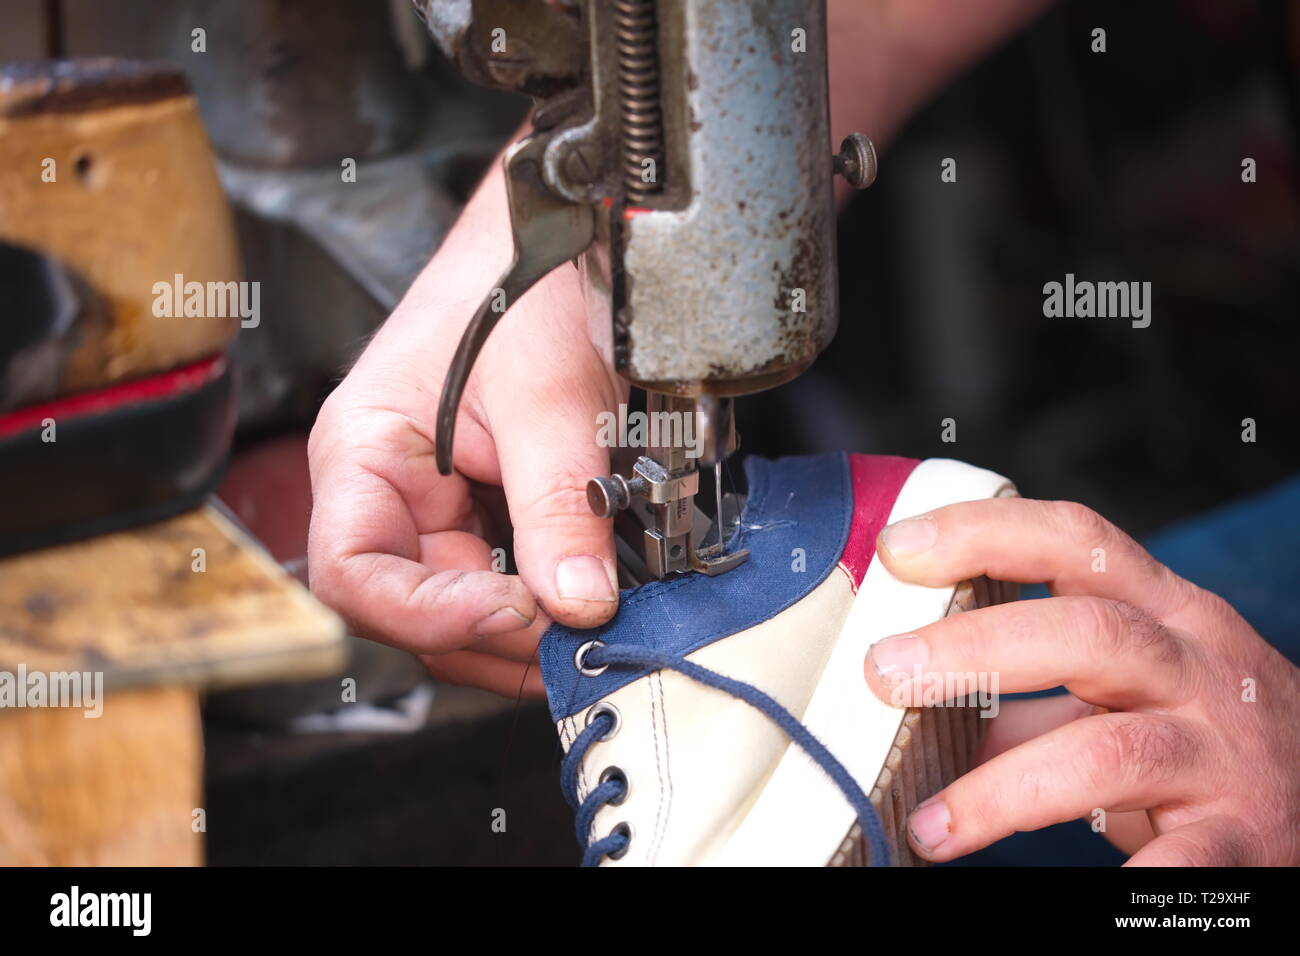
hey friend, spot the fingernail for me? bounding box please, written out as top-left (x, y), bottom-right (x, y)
top-left (555, 554), bottom-right (617, 603)
top-left (475, 606), bottom-right (531, 637)
top-left (880, 516), bottom-right (937, 557)
top-left (908, 800), bottom-right (951, 854)
top-left (868, 634), bottom-right (926, 685)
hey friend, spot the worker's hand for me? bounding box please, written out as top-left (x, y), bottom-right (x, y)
top-left (307, 0), bottom-right (1058, 699)
top-left (864, 498), bottom-right (1300, 866)
top-left (307, 161), bottom-right (623, 699)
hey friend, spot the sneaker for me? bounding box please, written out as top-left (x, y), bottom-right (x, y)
top-left (539, 452), bottom-right (1017, 866)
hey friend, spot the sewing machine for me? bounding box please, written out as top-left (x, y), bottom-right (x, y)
top-left (418, 0), bottom-right (875, 584)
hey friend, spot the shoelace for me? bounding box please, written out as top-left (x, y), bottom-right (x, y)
top-left (560, 642), bottom-right (891, 867)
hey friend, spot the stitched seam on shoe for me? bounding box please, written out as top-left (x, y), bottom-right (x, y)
top-left (652, 669), bottom-right (673, 864)
top-left (647, 673), bottom-right (667, 864)
top-left (835, 560), bottom-right (858, 595)
top-left (568, 714), bottom-right (589, 802)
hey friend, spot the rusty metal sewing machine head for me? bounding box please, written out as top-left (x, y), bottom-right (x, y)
top-left (415, 0), bottom-right (875, 582)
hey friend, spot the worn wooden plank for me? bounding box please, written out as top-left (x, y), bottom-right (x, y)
top-left (0, 503), bottom-right (346, 691)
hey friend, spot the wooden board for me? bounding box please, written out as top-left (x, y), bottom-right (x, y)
top-left (0, 502), bottom-right (346, 692)
top-left (0, 503), bottom-right (345, 864)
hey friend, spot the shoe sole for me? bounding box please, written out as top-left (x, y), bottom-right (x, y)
top-left (828, 576), bottom-right (1016, 866)
top-left (0, 356), bottom-right (234, 557)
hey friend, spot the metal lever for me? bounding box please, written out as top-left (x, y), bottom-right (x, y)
top-left (435, 134), bottom-right (595, 475)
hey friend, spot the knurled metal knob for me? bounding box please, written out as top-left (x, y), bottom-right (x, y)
top-left (587, 473), bottom-right (647, 518)
top-left (833, 132), bottom-right (878, 190)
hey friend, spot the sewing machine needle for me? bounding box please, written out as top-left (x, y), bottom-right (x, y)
top-left (715, 461), bottom-right (724, 554)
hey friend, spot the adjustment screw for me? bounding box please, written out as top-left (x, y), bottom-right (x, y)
top-left (587, 475), bottom-right (631, 518)
top-left (833, 132), bottom-right (878, 190)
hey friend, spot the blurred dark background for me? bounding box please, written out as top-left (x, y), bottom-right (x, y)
top-left (5, 0), bottom-right (1295, 865)
top-left (756, 0), bottom-right (1300, 545)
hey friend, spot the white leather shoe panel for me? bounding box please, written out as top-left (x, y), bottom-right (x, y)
top-left (713, 459), bottom-right (1014, 865)
top-left (562, 569), bottom-right (855, 865)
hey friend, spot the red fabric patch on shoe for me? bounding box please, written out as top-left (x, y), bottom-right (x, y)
top-left (0, 354), bottom-right (226, 440)
top-left (840, 454), bottom-right (921, 588)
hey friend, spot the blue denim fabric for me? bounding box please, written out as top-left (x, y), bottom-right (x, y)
top-left (1143, 473), bottom-right (1300, 654)
top-left (539, 452), bottom-right (852, 722)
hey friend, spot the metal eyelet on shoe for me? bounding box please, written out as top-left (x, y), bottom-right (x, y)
top-left (574, 639), bottom-right (608, 677)
top-left (598, 766), bottom-right (628, 806)
top-left (585, 701), bottom-right (621, 740)
top-left (606, 821), bottom-right (633, 860)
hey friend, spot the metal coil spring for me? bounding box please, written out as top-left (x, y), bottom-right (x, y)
top-left (614, 0), bottom-right (665, 201)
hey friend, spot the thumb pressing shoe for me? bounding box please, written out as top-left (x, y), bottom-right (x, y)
top-left (540, 453), bottom-right (1016, 866)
